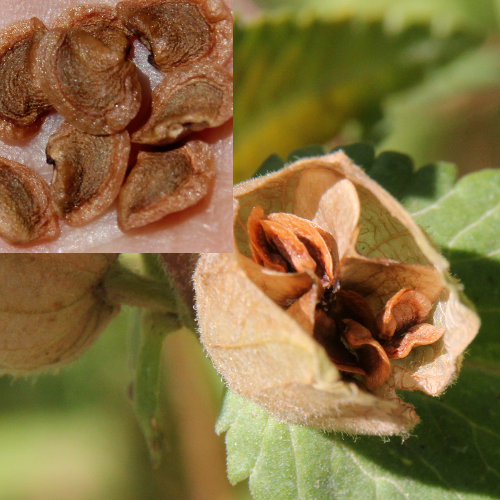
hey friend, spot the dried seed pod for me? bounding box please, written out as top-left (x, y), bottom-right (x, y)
top-left (117, 0), bottom-right (232, 72)
top-left (53, 5), bottom-right (131, 56)
top-left (195, 151), bottom-right (480, 435)
top-left (46, 122), bottom-right (130, 226)
top-left (0, 254), bottom-right (118, 374)
top-left (132, 64), bottom-right (233, 145)
top-left (118, 139), bottom-right (214, 231)
top-left (0, 18), bottom-right (51, 141)
top-left (32, 23), bottom-right (141, 135)
top-left (0, 156), bottom-right (59, 245)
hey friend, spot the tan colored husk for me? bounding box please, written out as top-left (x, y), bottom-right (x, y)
top-left (195, 151), bottom-right (480, 435)
top-left (0, 254), bottom-right (119, 375)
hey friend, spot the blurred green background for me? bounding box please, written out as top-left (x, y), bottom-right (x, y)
top-left (234, 0), bottom-right (500, 181)
top-left (1, 0), bottom-right (500, 498)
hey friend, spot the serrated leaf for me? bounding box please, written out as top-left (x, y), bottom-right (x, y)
top-left (218, 364), bottom-right (500, 500)
top-left (219, 152), bottom-right (500, 498)
top-left (234, 17), bottom-right (481, 182)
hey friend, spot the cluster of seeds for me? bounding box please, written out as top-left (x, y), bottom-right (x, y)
top-left (0, 0), bottom-right (233, 245)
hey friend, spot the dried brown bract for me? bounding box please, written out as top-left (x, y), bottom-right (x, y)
top-left (0, 156), bottom-right (59, 245)
top-left (0, 18), bottom-right (52, 142)
top-left (0, 254), bottom-right (118, 374)
top-left (195, 152), bottom-right (480, 435)
top-left (132, 64), bottom-right (233, 145)
top-left (46, 122), bottom-right (130, 226)
top-left (117, 0), bottom-right (232, 72)
top-left (118, 139), bottom-right (214, 231)
top-left (32, 21), bottom-right (141, 135)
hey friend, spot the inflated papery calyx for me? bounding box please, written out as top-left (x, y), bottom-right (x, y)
top-left (117, 0), bottom-right (232, 72)
top-left (46, 122), bottom-right (130, 226)
top-left (0, 18), bottom-right (52, 142)
top-left (0, 156), bottom-right (59, 245)
top-left (118, 139), bottom-right (214, 231)
top-left (195, 151), bottom-right (480, 435)
top-left (32, 21), bottom-right (141, 135)
top-left (132, 64), bottom-right (233, 145)
top-left (0, 254), bottom-right (119, 374)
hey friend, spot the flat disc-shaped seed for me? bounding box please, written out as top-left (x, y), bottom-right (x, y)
top-left (53, 5), bottom-right (131, 56)
top-left (377, 288), bottom-right (433, 340)
top-left (46, 122), bottom-right (130, 226)
top-left (132, 64), bottom-right (233, 145)
top-left (0, 156), bottom-right (59, 245)
top-left (0, 18), bottom-right (52, 142)
top-left (118, 139), bottom-right (214, 231)
top-left (247, 206), bottom-right (288, 272)
top-left (117, 0), bottom-right (232, 72)
top-left (33, 26), bottom-right (141, 135)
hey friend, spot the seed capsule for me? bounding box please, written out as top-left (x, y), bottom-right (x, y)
top-left (0, 254), bottom-right (118, 374)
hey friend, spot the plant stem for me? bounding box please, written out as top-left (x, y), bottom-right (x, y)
top-left (103, 261), bottom-right (177, 313)
top-left (134, 310), bottom-right (181, 467)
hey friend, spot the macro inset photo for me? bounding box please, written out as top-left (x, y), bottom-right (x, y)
top-left (0, 0), bottom-right (233, 252)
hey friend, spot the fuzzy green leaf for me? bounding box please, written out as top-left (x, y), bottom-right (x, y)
top-left (219, 151), bottom-right (500, 498)
top-left (234, 17), bottom-right (481, 182)
top-left (218, 364), bottom-right (500, 500)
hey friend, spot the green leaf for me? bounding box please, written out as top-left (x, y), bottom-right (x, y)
top-left (234, 16), bottom-right (481, 182)
top-left (218, 364), bottom-right (500, 499)
top-left (219, 151), bottom-right (500, 498)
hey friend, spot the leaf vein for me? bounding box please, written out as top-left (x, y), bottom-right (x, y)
top-left (448, 201), bottom-right (500, 248)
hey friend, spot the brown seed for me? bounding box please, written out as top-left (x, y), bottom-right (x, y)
top-left (384, 323), bottom-right (445, 359)
top-left (313, 310), bottom-right (365, 376)
top-left (118, 139), bottom-right (214, 231)
top-left (268, 212), bottom-right (336, 287)
top-left (32, 23), bottom-right (141, 135)
top-left (46, 122), bottom-right (130, 226)
top-left (343, 319), bottom-right (391, 389)
top-left (377, 288), bottom-right (433, 340)
top-left (117, 0), bottom-right (232, 72)
top-left (248, 206), bottom-right (288, 272)
top-left (53, 5), bottom-right (132, 56)
top-left (132, 64), bottom-right (233, 145)
top-left (0, 18), bottom-right (52, 142)
top-left (0, 156), bottom-right (59, 245)
top-left (260, 219), bottom-right (317, 276)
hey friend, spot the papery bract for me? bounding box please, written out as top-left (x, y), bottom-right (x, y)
top-left (195, 151), bottom-right (480, 435)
